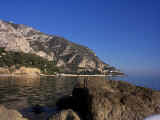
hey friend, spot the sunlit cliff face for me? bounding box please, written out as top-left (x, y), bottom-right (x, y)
top-left (145, 115), bottom-right (160, 120)
top-left (0, 20), bottom-right (111, 73)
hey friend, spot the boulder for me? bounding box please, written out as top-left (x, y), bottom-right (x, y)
top-left (0, 105), bottom-right (28, 120)
top-left (48, 109), bottom-right (80, 120)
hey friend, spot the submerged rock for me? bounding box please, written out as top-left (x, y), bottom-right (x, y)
top-left (0, 105), bottom-right (28, 120)
top-left (49, 109), bottom-right (80, 120)
top-left (57, 77), bottom-right (160, 120)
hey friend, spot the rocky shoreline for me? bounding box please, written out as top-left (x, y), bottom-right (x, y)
top-left (1, 77), bottom-right (160, 120)
top-left (0, 67), bottom-right (124, 77)
top-left (54, 78), bottom-right (160, 120)
top-left (40, 73), bottom-right (124, 77)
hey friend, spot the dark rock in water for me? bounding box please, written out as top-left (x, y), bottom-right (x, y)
top-left (56, 95), bottom-right (77, 110)
top-left (31, 104), bottom-right (44, 114)
top-left (56, 77), bottom-right (160, 120)
top-left (72, 88), bottom-right (91, 120)
top-left (57, 89), bottom-right (91, 120)
top-left (21, 106), bottom-right (57, 120)
top-left (48, 109), bottom-right (80, 120)
top-left (0, 105), bottom-right (28, 120)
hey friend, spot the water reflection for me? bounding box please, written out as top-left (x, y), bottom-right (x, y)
top-left (0, 76), bottom-right (77, 110)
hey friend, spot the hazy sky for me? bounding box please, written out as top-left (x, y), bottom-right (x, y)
top-left (0, 0), bottom-right (159, 76)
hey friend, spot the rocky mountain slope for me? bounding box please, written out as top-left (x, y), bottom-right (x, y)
top-left (0, 20), bottom-right (121, 74)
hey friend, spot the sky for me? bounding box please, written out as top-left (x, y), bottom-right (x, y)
top-left (0, 0), bottom-right (159, 77)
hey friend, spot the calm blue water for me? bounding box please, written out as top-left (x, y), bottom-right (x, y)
top-left (111, 75), bottom-right (160, 90)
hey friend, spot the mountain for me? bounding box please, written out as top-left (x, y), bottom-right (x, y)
top-left (0, 20), bottom-right (122, 74)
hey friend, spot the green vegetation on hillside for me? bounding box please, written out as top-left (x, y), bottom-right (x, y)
top-left (0, 48), bottom-right (59, 74)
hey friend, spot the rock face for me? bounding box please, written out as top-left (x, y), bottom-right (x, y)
top-left (0, 67), bottom-right (10, 74)
top-left (13, 66), bottom-right (41, 75)
top-left (0, 105), bottom-right (28, 120)
top-left (57, 77), bottom-right (160, 120)
top-left (49, 109), bottom-right (81, 120)
top-left (0, 19), bottom-right (120, 74)
top-left (0, 66), bottom-right (40, 75)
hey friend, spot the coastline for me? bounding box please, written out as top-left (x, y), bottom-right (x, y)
top-left (0, 73), bottom-right (125, 77)
top-left (0, 73), bottom-right (40, 77)
top-left (40, 73), bottom-right (124, 77)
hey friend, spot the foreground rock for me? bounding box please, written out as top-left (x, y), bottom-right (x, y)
top-left (0, 105), bottom-right (28, 120)
top-left (57, 77), bottom-right (160, 120)
top-left (49, 109), bottom-right (80, 120)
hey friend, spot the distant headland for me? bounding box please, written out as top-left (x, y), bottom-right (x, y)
top-left (0, 20), bottom-right (123, 75)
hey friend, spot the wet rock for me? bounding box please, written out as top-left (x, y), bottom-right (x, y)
top-left (48, 109), bottom-right (80, 120)
top-left (0, 105), bottom-right (28, 120)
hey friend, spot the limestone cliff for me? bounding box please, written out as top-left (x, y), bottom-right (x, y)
top-left (0, 20), bottom-right (122, 74)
